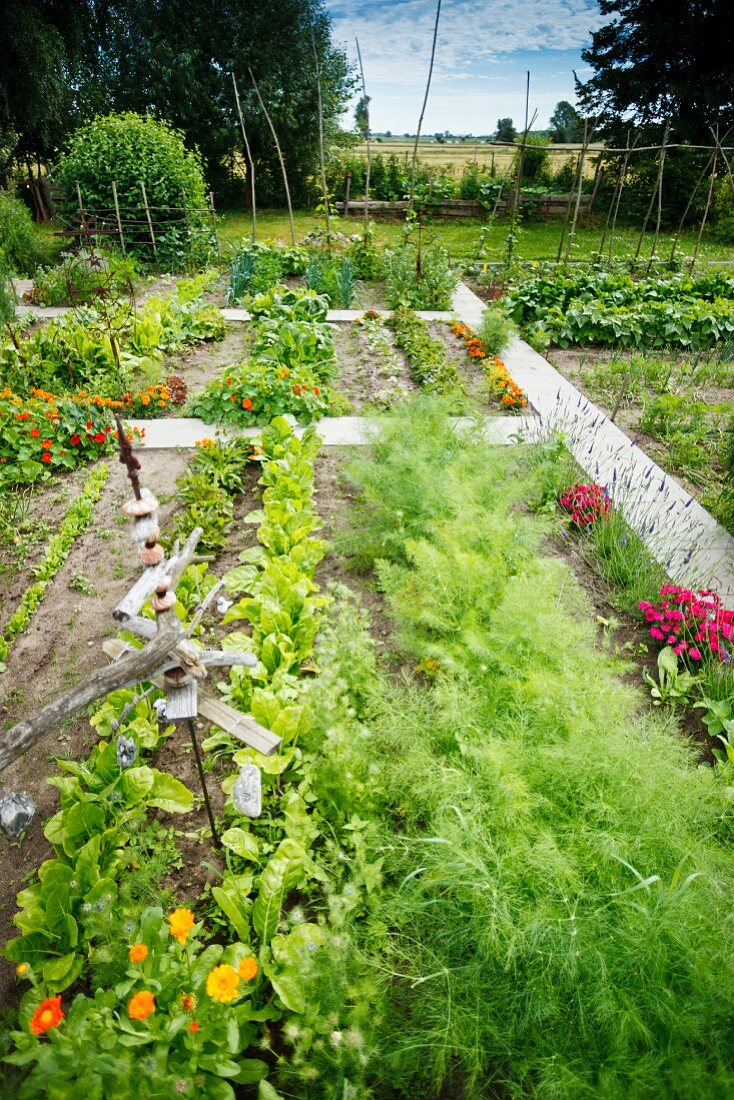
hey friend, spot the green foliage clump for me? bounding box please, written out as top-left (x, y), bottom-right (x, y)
top-left (53, 113), bottom-right (214, 268)
top-left (478, 304), bottom-right (514, 356)
top-left (0, 191), bottom-right (44, 275)
top-left (384, 242), bottom-right (458, 310)
top-left (28, 249), bottom-right (138, 307)
top-left (327, 399), bottom-right (734, 1098)
top-left (387, 308), bottom-right (465, 401)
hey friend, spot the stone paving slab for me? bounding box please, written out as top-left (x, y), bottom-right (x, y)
top-left (127, 414), bottom-right (532, 450)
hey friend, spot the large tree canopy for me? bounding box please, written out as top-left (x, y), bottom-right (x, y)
top-left (577, 0), bottom-right (734, 140)
top-left (1, 0), bottom-right (353, 203)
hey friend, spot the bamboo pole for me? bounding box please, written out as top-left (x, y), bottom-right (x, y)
top-left (209, 191), bottom-right (220, 257)
top-left (111, 180), bottom-right (126, 255)
top-left (634, 123), bottom-right (669, 262)
top-left (564, 118), bottom-right (590, 265)
top-left (669, 149), bottom-right (716, 264)
top-left (689, 148), bottom-right (718, 274)
top-left (181, 187), bottom-right (191, 264)
top-left (556, 153), bottom-right (580, 262)
top-left (355, 36), bottom-right (372, 232)
top-left (408, 0), bottom-right (442, 211)
top-left (646, 122), bottom-right (670, 273)
top-left (231, 72), bottom-right (257, 241)
top-left (140, 180), bottom-right (158, 262)
top-left (311, 25), bottom-right (331, 246)
top-left (249, 67), bottom-right (295, 246)
top-left (607, 134), bottom-right (638, 260)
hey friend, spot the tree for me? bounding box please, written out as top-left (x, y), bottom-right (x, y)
top-left (576, 0), bottom-right (734, 139)
top-left (549, 101), bottom-right (584, 143)
top-left (1, 0), bottom-right (353, 205)
top-left (495, 118), bottom-right (516, 143)
top-left (355, 95), bottom-right (370, 138)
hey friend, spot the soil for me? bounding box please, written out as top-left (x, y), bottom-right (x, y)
top-left (161, 325), bottom-right (247, 406)
top-left (329, 321), bottom-right (419, 412)
top-left (427, 319), bottom-right (492, 406)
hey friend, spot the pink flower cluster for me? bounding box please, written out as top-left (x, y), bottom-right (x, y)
top-left (559, 482), bottom-right (610, 527)
top-left (638, 584), bottom-right (734, 662)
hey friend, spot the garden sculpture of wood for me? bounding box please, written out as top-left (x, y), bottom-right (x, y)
top-left (0, 420), bottom-right (276, 837)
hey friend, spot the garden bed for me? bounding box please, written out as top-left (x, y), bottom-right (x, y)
top-left (548, 345), bottom-right (733, 525)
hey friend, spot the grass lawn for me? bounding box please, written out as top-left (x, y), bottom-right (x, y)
top-left (218, 208), bottom-right (734, 267)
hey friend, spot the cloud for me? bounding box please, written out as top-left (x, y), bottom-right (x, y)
top-left (330, 0), bottom-right (603, 82)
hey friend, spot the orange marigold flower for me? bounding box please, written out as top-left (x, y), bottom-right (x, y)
top-left (41, 439), bottom-right (52, 449)
top-left (29, 428), bottom-right (40, 438)
top-left (128, 990), bottom-right (156, 1020)
top-left (238, 956), bottom-right (259, 981)
top-left (29, 995), bottom-right (64, 1035)
top-left (168, 908), bottom-right (195, 944)
top-left (129, 943), bottom-right (148, 964)
top-left (206, 963), bottom-right (240, 1003)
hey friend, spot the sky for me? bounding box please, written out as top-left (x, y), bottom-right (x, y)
top-left (325, 0), bottom-right (606, 134)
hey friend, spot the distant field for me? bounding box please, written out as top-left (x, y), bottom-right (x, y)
top-left (351, 139), bottom-right (602, 177)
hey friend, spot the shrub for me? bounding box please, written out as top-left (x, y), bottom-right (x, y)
top-left (53, 113), bottom-right (214, 268)
top-left (0, 191), bottom-right (44, 275)
top-left (478, 304), bottom-right (514, 356)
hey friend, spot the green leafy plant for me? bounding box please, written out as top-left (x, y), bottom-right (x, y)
top-left (387, 308), bottom-right (464, 401)
top-left (643, 645), bottom-right (703, 705)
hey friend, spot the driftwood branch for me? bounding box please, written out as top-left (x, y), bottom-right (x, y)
top-left (0, 616), bottom-right (183, 771)
top-left (114, 527), bottom-right (203, 621)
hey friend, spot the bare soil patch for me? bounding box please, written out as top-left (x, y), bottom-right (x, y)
top-left (162, 326), bottom-right (246, 405)
top-left (329, 321), bottom-right (418, 412)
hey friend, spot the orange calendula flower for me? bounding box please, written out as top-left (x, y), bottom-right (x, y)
top-left (129, 943), bottom-right (148, 964)
top-left (188, 1020), bottom-right (200, 1033)
top-left (181, 992), bottom-right (197, 1012)
top-left (238, 956), bottom-right (259, 981)
top-left (168, 908), bottom-right (195, 944)
top-left (128, 990), bottom-right (156, 1020)
top-left (206, 964), bottom-right (241, 1003)
top-left (29, 995), bottom-right (64, 1035)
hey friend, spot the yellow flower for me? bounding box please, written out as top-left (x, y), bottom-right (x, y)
top-left (15, 962), bottom-right (29, 976)
top-left (129, 943), bottom-right (148, 964)
top-left (238, 957), bottom-right (259, 981)
top-left (206, 964), bottom-right (241, 1003)
top-left (168, 908), bottom-right (195, 945)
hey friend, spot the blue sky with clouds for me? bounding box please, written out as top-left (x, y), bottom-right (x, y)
top-left (325, 0), bottom-right (604, 134)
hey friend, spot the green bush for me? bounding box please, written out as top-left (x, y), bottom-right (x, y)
top-left (713, 178), bottom-right (734, 244)
top-left (0, 191), bottom-right (44, 275)
top-left (478, 304), bottom-right (514, 356)
top-left (53, 113), bottom-right (214, 269)
top-left (384, 243), bottom-right (458, 310)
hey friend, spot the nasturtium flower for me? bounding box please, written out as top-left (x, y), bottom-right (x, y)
top-left (129, 943), bottom-right (148, 964)
top-left (168, 908), bottom-right (195, 944)
top-left (29, 996), bottom-right (64, 1035)
top-left (128, 990), bottom-right (156, 1020)
top-left (238, 956), bottom-right (259, 981)
top-left (206, 964), bottom-right (241, 1003)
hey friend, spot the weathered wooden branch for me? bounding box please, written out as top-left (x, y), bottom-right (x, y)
top-left (0, 616), bottom-right (183, 771)
top-left (114, 527), bottom-right (203, 621)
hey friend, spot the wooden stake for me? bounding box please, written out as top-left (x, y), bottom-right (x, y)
top-left (689, 147), bottom-right (718, 274)
top-left (311, 25), bottom-right (331, 246)
top-left (111, 180), bottom-right (126, 256)
top-left (634, 124), bottom-right (669, 263)
top-left (607, 133), bottom-right (638, 261)
top-left (646, 122), bottom-right (670, 272)
top-left (231, 71), bottom-right (257, 242)
top-left (409, 0), bottom-right (442, 211)
top-left (344, 172), bottom-right (352, 216)
top-left (140, 180), bottom-right (158, 262)
top-left (249, 66), bottom-right (295, 246)
top-left (564, 118), bottom-right (590, 265)
top-left (507, 73), bottom-right (534, 265)
top-left (209, 191), bottom-right (221, 257)
top-left (355, 36), bottom-right (372, 231)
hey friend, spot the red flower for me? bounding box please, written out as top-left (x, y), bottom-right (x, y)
top-left (70, 435), bottom-right (81, 445)
top-left (15, 412), bottom-right (29, 421)
top-left (242, 398), bottom-right (253, 411)
top-left (94, 432), bottom-right (105, 444)
top-left (41, 453), bottom-right (52, 464)
top-left (41, 439), bottom-right (52, 450)
top-left (313, 387), bottom-right (320, 395)
top-left (188, 1021), bottom-right (200, 1033)
top-left (29, 428), bottom-right (40, 438)
top-left (86, 420), bottom-right (93, 429)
